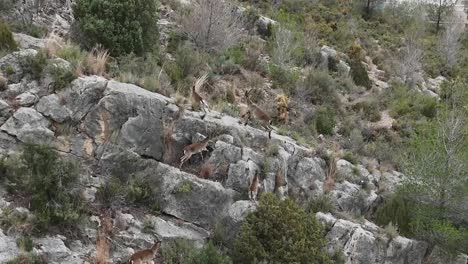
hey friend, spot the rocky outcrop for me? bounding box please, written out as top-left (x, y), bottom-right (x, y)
top-left (317, 212), bottom-right (428, 264)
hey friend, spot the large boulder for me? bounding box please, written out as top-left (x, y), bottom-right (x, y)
top-left (0, 49), bottom-right (38, 83)
top-left (84, 80), bottom-right (170, 160)
top-left (0, 107), bottom-right (53, 143)
top-left (36, 94), bottom-right (72, 123)
top-left (13, 33), bottom-right (46, 50)
top-left (316, 213), bottom-right (428, 264)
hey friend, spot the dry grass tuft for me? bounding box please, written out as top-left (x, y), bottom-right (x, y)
top-left (79, 45), bottom-right (109, 77)
top-left (43, 33), bottom-right (64, 58)
top-left (199, 162), bottom-right (215, 179)
top-left (324, 156), bottom-right (337, 193)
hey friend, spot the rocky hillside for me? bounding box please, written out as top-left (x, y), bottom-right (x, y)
top-left (1, 0), bottom-right (467, 263)
top-left (0, 47), bottom-right (465, 263)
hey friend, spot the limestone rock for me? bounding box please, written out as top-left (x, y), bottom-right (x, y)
top-left (0, 49), bottom-right (38, 83)
top-left (15, 92), bottom-right (38, 106)
top-left (13, 33), bottom-right (46, 50)
top-left (36, 94), bottom-right (72, 123)
top-left (1, 107), bottom-right (53, 143)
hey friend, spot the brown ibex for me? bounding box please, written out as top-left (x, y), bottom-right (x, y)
top-left (249, 171), bottom-right (260, 201)
top-left (129, 240), bottom-right (161, 264)
top-left (179, 137), bottom-right (210, 168)
top-left (243, 90), bottom-right (273, 139)
top-left (191, 73), bottom-right (209, 119)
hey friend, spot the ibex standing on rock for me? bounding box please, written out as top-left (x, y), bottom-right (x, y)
top-left (179, 137), bottom-right (210, 168)
top-left (129, 240), bottom-right (161, 264)
top-left (243, 90), bottom-right (273, 139)
top-left (191, 73), bottom-right (210, 119)
top-left (249, 171), bottom-right (260, 201)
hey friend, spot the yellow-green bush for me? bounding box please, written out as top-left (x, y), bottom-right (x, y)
top-left (0, 20), bottom-right (17, 52)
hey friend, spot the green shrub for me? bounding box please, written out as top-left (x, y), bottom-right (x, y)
top-left (162, 239), bottom-right (196, 264)
top-left (352, 100), bottom-right (381, 122)
top-left (0, 20), bottom-right (17, 52)
top-left (6, 144), bottom-right (84, 230)
top-left (6, 254), bottom-right (47, 264)
top-left (315, 107), bottom-right (336, 135)
top-left (307, 194), bottom-right (335, 213)
top-left (16, 237), bottom-right (34, 252)
top-left (47, 65), bottom-right (77, 91)
top-left (96, 176), bottom-right (125, 208)
top-left (193, 242), bottom-right (232, 264)
top-left (299, 70), bottom-right (339, 105)
top-left (232, 193), bottom-right (332, 264)
top-left (349, 56), bottom-right (371, 89)
top-left (375, 194), bottom-right (413, 236)
top-left (73, 0), bottom-right (159, 56)
top-left (128, 175), bottom-right (154, 204)
top-left (21, 51), bottom-right (47, 80)
top-left (268, 64), bottom-right (299, 94)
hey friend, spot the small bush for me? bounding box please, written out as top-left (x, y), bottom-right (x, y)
top-left (268, 64), bottom-right (299, 94)
top-left (22, 51), bottom-right (47, 80)
top-left (384, 222), bottom-right (399, 239)
top-left (16, 237), bottom-right (34, 252)
top-left (342, 151), bottom-right (359, 165)
top-left (128, 175), bottom-right (154, 204)
top-left (352, 100), bottom-right (381, 122)
top-left (73, 0), bottom-right (159, 56)
top-left (6, 144), bottom-right (84, 230)
top-left (96, 176), bottom-right (125, 208)
top-left (0, 21), bottom-right (17, 52)
top-left (349, 56), bottom-right (371, 89)
top-left (233, 193), bottom-right (332, 264)
top-left (307, 194), bottom-right (335, 213)
top-left (375, 194), bottom-right (413, 236)
top-left (175, 180), bottom-right (193, 194)
top-left (162, 239), bottom-right (196, 264)
top-left (315, 107), bottom-right (336, 135)
top-left (192, 242), bottom-right (232, 264)
top-left (6, 254), bottom-right (47, 264)
top-left (47, 65), bottom-right (77, 91)
top-left (298, 70), bottom-right (338, 105)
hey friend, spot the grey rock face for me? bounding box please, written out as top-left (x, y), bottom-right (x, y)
top-left (84, 80), bottom-right (168, 160)
top-left (1, 107), bottom-right (53, 143)
top-left (0, 49), bottom-right (38, 83)
top-left (0, 230), bottom-right (18, 263)
top-left (219, 200), bottom-right (257, 248)
top-left (36, 94), bottom-right (71, 122)
top-left (0, 99), bottom-right (12, 125)
top-left (15, 92), bottom-right (38, 106)
top-left (13, 33), bottom-right (46, 50)
top-left (316, 213), bottom-right (428, 264)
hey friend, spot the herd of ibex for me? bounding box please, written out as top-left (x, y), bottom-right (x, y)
top-left (177, 73), bottom-right (277, 200)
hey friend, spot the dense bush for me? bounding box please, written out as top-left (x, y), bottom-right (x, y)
top-left (162, 239), bottom-right (231, 264)
top-left (375, 194), bottom-right (413, 236)
top-left (315, 107), bottom-right (336, 135)
top-left (21, 51), bottom-right (47, 80)
top-left (349, 56), bottom-right (372, 89)
top-left (0, 20), bottom-right (17, 52)
top-left (4, 144), bottom-right (84, 230)
top-left (232, 193), bottom-right (332, 264)
top-left (352, 100), bottom-right (381, 122)
top-left (268, 64), bottom-right (299, 94)
top-left (73, 0), bottom-right (159, 56)
top-left (47, 64), bottom-right (77, 91)
top-left (298, 70), bottom-right (338, 105)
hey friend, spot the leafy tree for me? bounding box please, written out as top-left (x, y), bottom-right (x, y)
top-left (232, 193), bottom-right (332, 264)
top-left (73, 0), bottom-right (159, 56)
top-left (399, 80), bottom-right (468, 254)
top-left (425, 0), bottom-right (458, 32)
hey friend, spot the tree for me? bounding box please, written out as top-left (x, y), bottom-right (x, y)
top-left (395, 26), bottom-right (425, 88)
top-left (232, 193), bottom-right (332, 264)
top-left (438, 13), bottom-right (464, 74)
top-left (73, 0), bottom-right (159, 56)
top-left (400, 80), bottom-right (468, 253)
top-left (180, 0), bottom-right (244, 53)
top-left (425, 0), bottom-right (458, 32)
top-left (271, 26), bottom-right (298, 66)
